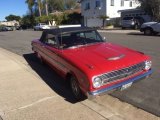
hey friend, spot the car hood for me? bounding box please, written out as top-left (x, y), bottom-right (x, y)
top-left (62, 42), bottom-right (148, 76)
top-left (141, 22), bottom-right (157, 27)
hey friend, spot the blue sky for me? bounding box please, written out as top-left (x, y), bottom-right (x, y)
top-left (0, 0), bottom-right (28, 21)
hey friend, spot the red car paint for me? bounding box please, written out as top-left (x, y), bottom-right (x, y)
top-left (32, 28), bottom-right (152, 97)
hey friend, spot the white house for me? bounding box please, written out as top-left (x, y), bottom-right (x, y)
top-left (0, 20), bottom-right (19, 27)
top-left (81, 0), bottom-right (140, 27)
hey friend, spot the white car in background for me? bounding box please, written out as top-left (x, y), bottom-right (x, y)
top-left (34, 23), bottom-right (50, 31)
top-left (140, 22), bottom-right (160, 35)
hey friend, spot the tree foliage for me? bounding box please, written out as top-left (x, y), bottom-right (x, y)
top-left (25, 0), bottom-right (35, 15)
top-left (137, 0), bottom-right (160, 20)
top-left (5, 14), bottom-right (21, 21)
top-left (23, 0), bottom-right (78, 26)
top-left (35, 15), bottom-right (53, 23)
top-left (47, 0), bottom-right (77, 12)
top-left (20, 15), bottom-right (33, 28)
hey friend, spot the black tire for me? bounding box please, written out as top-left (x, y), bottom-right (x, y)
top-left (122, 27), bottom-right (125, 30)
top-left (144, 28), bottom-right (153, 36)
top-left (70, 75), bottom-right (83, 100)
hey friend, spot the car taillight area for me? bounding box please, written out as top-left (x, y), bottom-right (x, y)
top-left (92, 61), bottom-right (152, 89)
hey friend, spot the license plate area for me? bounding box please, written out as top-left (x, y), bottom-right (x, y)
top-left (121, 82), bottom-right (133, 91)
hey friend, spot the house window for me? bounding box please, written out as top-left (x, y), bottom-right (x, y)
top-left (85, 2), bottom-right (90, 10)
top-left (111, 0), bottom-right (114, 6)
top-left (96, 0), bottom-right (101, 8)
top-left (130, 1), bottom-right (132, 7)
top-left (121, 0), bottom-right (124, 6)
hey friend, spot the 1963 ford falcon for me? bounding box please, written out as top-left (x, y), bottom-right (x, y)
top-left (31, 26), bottom-right (152, 100)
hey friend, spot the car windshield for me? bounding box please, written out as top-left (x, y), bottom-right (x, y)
top-left (123, 17), bottom-right (133, 20)
top-left (40, 23), bottom-right (46, 25)
top-left (58, 30), bottom-right (104, 49)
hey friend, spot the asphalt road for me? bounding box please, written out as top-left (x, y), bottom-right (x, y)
top-left (0, 30), bottom-right (160, 116)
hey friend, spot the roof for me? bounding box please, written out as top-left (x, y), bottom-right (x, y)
top-left (43, 27), bottom-right (95, 35)
top-left (64, 8), bottom-right (81, 14)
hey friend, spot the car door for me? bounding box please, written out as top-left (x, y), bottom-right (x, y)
top-left (39, 33), bottom-right (60, 69)
top-left (152, 22), bottom-right (160, 32)
top-left (41, 33), bottom-right (69, 76)
top-left (155, 22), bottom-right (160, 32)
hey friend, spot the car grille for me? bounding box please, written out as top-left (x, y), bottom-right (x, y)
top-left (100, 62), bottom-right (145, 84)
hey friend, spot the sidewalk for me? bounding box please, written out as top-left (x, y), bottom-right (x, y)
top-left (0, 48), bottom-right (159, 120)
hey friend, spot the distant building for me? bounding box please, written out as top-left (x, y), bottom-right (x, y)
top-left (0, 20), bottom-right (19, 26)
top-left (80, 0), bottom-right (140, 27)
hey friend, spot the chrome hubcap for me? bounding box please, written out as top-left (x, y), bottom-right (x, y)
top-left (71, 78), bottom-right (79, 96)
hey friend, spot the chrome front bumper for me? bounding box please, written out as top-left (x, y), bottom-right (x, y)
top-left (87, 69), bottom-right (153, 98)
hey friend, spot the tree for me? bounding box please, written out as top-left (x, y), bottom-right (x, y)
top-left (65, 0), bottom-right (76, 10)
top-left (44, 0), bottom-right (49, 16)
top-left (100, 15), bottom-right (109, 28)
top-left (25, 0), bottom-right (35, 15)
top-left (47, 0), bottom-right (77, 12)
top-left (20, 15), bottom-right (33, 29)
top-left (137, 0), bottom-right (160, 21)
top-left (48, 0), bottom-right (65, 12)
top-left (5, 14), bottom-right (21, 21)
top-left (37, 0), bottom-right (43, 16)
top-left (25, 0), bottom-right (36, 26)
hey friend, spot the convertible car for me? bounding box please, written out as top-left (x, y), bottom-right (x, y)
top-left (32, 26), bottom-right (152, 100)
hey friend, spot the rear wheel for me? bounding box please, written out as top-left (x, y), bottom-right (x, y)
top-left (144, 28), bottom-right (153, 35)
top-left (70, 75), bottom-right (83, 100)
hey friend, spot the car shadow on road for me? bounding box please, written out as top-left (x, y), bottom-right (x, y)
top-left (23, 53), bottom-right (84, 104)
top-left (127, 32), bottom-right (144, 36)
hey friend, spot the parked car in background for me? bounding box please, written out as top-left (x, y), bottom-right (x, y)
top-left (5, 26), bottom-right (13, 31)
top-left (0, 26), bottom-right (7, 31)
top-left (34, 23), bottom-right (50, 31)
top-left (121, 16), bottom-right (145, 29)
top-left (0, 26), bottom-right (13, 31)
top-left (32, 26), bottom-right (152, 100)
top-left (140, 22), bottom-right (160, 35)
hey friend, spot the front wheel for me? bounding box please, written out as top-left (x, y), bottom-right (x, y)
top-left (70, 76), bottom-right (83, 100)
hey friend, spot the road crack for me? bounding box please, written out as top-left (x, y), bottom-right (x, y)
top-left (6, 95), bottom-right (58, 113)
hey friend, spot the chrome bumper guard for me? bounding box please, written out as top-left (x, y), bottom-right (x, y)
top-left (87, 70), bottom-right (153, 98)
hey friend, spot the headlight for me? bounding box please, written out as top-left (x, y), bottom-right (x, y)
top-left (144, 60), bottom-right (152, 70)
top-left (92, 77), bottom-right (102, 88)
top-left (131, 21), bottom-right (135, 25)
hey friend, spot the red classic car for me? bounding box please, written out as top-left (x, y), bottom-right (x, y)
top-left (32, 26), bottom-right (153, 100)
